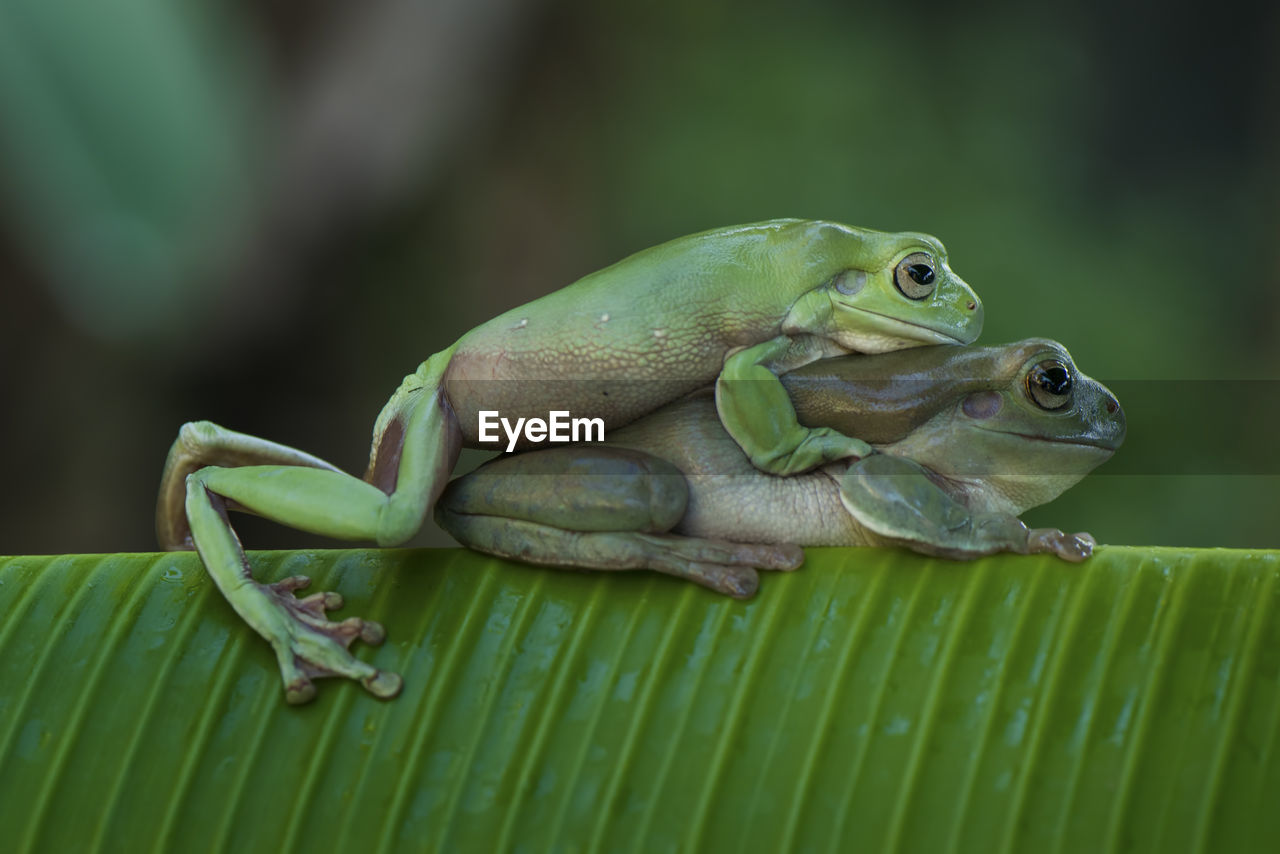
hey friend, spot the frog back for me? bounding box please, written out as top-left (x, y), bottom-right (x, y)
top-left (443, 220), bottom-right (825, 441)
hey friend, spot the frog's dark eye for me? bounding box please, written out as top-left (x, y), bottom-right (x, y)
top-left (1026, 360), bottom-right (1073, 410)
top-left (894, 252), bottom-right (937, 300)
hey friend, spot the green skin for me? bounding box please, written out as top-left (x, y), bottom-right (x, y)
top-left (438, 338), bottom-right (1125, 600)
top-left (155, 219), bottom-right (983, 703)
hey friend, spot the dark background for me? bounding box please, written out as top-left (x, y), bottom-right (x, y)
top-left (1, 0), bottom-right (1277, 554)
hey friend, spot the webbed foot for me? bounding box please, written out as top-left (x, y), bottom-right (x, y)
top-left (838, 454), bottom-right (1101, 561)
top-left (1025, 529), bottom-right (1096, 562)
top-left (634, 534), bottom-right (804, 598)
top-left (260, 575), bottom-right (403, 704)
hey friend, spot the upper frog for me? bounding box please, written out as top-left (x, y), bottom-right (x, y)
top-left (436, 219), bottom-right (982, 459)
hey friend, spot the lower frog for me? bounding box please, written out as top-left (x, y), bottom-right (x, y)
top-left (437, 338), bottom-right (1125, 598)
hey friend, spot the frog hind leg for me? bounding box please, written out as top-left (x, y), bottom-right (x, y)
top-left (157, 420), bottom-right (348, 550)
top-left (436, 446), bottom-right (803, 598)
top-left (173, 348), bottom-right (462, 702)
top-left (838, 453), bottom-right (1095, 561)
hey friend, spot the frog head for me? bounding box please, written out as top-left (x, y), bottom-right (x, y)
top-left (782, 338), bottom-right (1125, 516)
top-left (876, 338), bottom-right (1125, 516)
top-left (782, 224), bottom-right (984, 353)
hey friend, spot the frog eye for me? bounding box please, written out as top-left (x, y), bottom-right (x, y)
top-left (893, 252), bottom-right (937, 300)
top-left (1026, 360), bottom-right (1073, 410)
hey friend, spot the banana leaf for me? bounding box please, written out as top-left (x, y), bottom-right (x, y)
top-left (1, 546), bottom-right (1277, 852)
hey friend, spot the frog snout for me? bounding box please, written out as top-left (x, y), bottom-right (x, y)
top-left (1096, 388), bottom-right (1126, 449)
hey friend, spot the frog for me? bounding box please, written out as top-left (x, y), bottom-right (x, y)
top-left (155, 218), bottom-right (982, 703)
top-left (437, 338), bottom-right (1125, 599)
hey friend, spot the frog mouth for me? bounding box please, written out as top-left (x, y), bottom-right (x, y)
top-left (853, 309), bottom-right (967, 345)
top-left (989, 429), bottom-right (1123, 452)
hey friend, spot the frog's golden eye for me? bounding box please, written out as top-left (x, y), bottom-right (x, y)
top-left (894, 252), bottom-right (936, 300)
top-left (1026, 360), bottom-right (1073, 410)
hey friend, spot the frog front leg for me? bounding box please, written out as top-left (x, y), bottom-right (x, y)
top-left (435, 446), bottom-right (803, 598)
top-left (166, 350), bottom-right (462, 703)
top-left (716, 335), bottom-right (872, 475)
top-left (838, 453), bottom-right (1095, 561)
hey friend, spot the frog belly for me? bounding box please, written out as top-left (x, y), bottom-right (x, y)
top-left (675, 471), bottom-right (871, 547)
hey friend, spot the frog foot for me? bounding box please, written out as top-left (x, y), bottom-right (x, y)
top-left (637, 536), bottom-right (804, 599)
top-left (1026, 529), bottom-right (1095, 562)
top-left (262, 575), bottom-right (403, 704)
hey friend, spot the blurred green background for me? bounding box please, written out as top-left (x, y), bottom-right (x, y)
top-left (0, 0), bottom-right (1276, 555)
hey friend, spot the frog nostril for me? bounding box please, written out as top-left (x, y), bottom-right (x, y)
top-left (966, 300), bottom-right (976, 311)
top-left (1106, 398), bottom-right (1117, 414)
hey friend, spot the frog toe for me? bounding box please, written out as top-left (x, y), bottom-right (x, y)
top-left (291, 590), bottom-right (343, 619)
top-left (358, 619), bottom-right (387, 645)
top-left (1061, 532), bottom-right (1096, 561)
top-left (258, 580), bottom-right (400, 702)
top-left (717, 541), bottom-right (803, 572)
top-left (685, 563), bottom-right (759, 598)
top-left (284, 675), bottom-right (318, 705)
top-left (272, 627), bottom-right (401, 703)
top-left (362, 671), bottom-right (404, 699)
top-left (1026, 528), bottom-right (1095, 562)
top-left (758, 543), bottom-right (804, 571)
top-left (720, 566), bottom-right (759, 599)
top-left (270, 574), bottom-right (312, 594)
